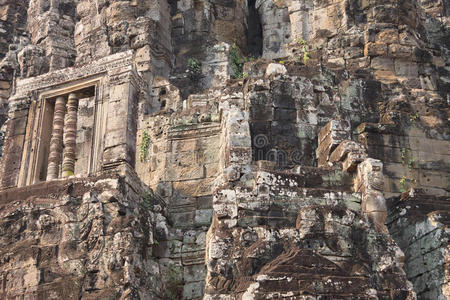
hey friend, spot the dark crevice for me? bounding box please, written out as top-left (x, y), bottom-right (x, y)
top-left (247, 0), bottom-right (263, 57)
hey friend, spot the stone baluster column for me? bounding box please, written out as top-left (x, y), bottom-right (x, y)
top-left (62, 93), bottom-right (79, 177)
top-left (47, 96), bottom-right (67, 180)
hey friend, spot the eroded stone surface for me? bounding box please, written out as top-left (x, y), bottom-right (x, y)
top-left (0, 174), bottom-right (165, 299)
top-left (0, 0), bottom-right (448, 299)
top-left (387, 190), bottom-right (450, 300)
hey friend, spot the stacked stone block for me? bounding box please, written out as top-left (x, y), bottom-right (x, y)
top-left (316, 119), bottom-right (351, 167)
top-left (0, 0), bottom-right (447, 299)
top-left (27, 0), bottom-right (77, 72)
top-left (329, 140), bottom-right (368, 172)
top-left (0, 175), bottom-right (165, 299)
top-left (203, 107), bottom-right (414, 299)
top-left (358, 122), bottom-right (450, 198)
top-left (0, 0), bottom-right (28, 60)
top-left (388, 190), bottom-right (450, 299)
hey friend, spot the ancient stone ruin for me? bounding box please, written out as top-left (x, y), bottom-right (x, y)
top-left (0, 0), bottom-right (448, 299)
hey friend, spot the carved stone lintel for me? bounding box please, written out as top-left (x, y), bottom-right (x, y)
top-left (62, 93), bottom-right (79, 178)
top-left (46, 96), bottom-right (66, 180)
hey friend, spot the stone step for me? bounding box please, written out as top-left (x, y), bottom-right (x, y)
top-left (256, 165), bottom-right (354, 191)
top-left (235, 187), bottom-right (362, 228)
top-left (387, 193), bottom-right (450, 226)
top-left (187, 93), bottom-right (211, 108)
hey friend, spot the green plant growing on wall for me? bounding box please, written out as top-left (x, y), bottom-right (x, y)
top-left (399, 147), bottom-right (419, 192)
top-left (399, 175), bottom-right (418, 193)
top-left (140, 130), bottom-right (150, 162)
top-left (143, 189), bottom-right (153, 209)
top-left (139, 189), bottom-right (154, 211)
top-left (401, 148), bottom-right (407, 165)
top-left (296, 38), bottom-right (311, 64)
top-left (399, 176), bottom-right (407, 192)
top-left (408, 157), bottom-right (416, 169)
top-left (229, 44), bottom-right (259, 79)
top-left (230, 43), bottom-right (247, 79)
top-left (187, 58), bottom-right (201, 78)
top-left (409, 113), bottom-right (419, 122)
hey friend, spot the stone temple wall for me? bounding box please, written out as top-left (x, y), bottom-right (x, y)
top-left (0, 0), bottom-right (448, 299)
top-left (387, 191), bottom-right (450, 299)
top-left (0, 170), bottom-right (166, 299)
top-left (0, 0), bottom-right (30, 157)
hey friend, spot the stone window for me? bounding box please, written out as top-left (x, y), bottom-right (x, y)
top-left (3, 51), bottom-right (136, 189)
top-left (32, 86), bottom-right (96, 184)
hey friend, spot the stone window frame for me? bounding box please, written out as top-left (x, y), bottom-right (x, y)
top-left (17, 76), bottom-right (107, 187)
